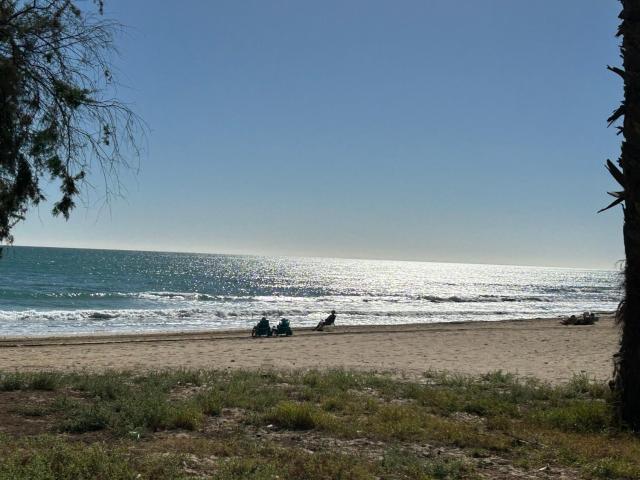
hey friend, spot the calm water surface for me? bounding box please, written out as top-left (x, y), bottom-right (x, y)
top-left (0, 247), bottom-right (621, 336)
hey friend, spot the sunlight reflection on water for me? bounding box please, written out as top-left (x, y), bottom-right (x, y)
top-left (0, 247), bottom-right (621, 336)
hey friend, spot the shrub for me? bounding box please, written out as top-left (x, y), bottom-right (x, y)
top-left (13, 405), bottom-right (49, 417)
top-left (27, 372), bottom-right (60, 391)
top-left (563, 373), bottom-right (610, 400)
top-left (0, 435), bottom-right (181, 479)
top-left (170, 402), bottom-right (204, 431)
top-left (114, 393), bottom-right (173, 433)
top-left (60, 405), bottom-right (110, 433)
top-left (71, 373), bottom-right (129, 400)
top-left (264, 402), bottom-right (331, 431)
top-left (196, 392), bottom-right (222, 416)
top-left (534, 401), bottom-right (612, 433)
top-left (381, 448), bottom-right (472, 480)
top-left (0, 373), bottom-right (23, 391)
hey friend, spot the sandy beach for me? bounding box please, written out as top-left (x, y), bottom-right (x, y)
top-left (0, 316), bottom-right (618, 383)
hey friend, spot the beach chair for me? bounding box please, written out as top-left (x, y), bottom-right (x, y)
top-left (561, 315), bottom-right (578, 325)
top-left (561, 312), bottom-right (599, 326)
top-left (273, 318), bottom-right (293, 336)
top-left (252, 317), bottom-right (272, 337)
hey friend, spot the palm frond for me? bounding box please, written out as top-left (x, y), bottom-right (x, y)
top-left (608, 104), bottom-right (626, 126)
top-left (598, 196), bottom-right (625, 213)
top-left (608, 65), bottom-right (626, 79)
top-left (606, 159), bottom-right (625, 187)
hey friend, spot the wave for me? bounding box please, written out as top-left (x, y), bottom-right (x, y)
top-left (88, 312), bottom-right (117, 319)
top-left (0, 302), bottom-right (619, 337)
top-left (0, 288), bottom-right (620, 305)
top-left (0, 290), bottom-right (256, 302)
top-left (0, 305), bottom-right (610, 325)
top-left (537, 285), bottom-right (621, 295)
top-left (136, 292), bottom-right (224, 301)
top-left (414, 294), bottom-right (551, 303)
top-left (0, 307), bottom-right (223, 324)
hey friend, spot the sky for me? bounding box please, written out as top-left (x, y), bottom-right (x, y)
top-left (12, 1), bottom-right (625, 269)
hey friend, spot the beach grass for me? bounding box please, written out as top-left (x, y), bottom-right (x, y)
top-left (0, 368), bottom-right (638, 479)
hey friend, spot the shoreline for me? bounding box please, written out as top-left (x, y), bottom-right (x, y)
top-left (0, 315), bottom-right (619, 383)
top-left (0, 311), bottom-right (615, 344)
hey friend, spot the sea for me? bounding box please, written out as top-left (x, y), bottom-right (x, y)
top-left (0, 246), bottom-right (622, 337)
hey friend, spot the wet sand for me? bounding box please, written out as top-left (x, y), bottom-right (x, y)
top-left (0, 316), bottom-right (618, 383)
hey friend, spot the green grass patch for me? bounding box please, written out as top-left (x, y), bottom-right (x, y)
top-left (27, 372), bottom-right (61, 391)
top-left (0, 435), bottom-right (181, 479)
top-left (264, 401), bottom-right (336, 430)
top-left (381, 448), bottom-right (476, 479)
top-left (533, 400), bottom-right (613, 433)
top-left (0, 368), bottom-right (637, 479)
top-left (11, 405), bottom-right (49, 417)
top-left (0, 373), bottom-right (23, 391)
top-left (60, 404), bottom-right (111, 433)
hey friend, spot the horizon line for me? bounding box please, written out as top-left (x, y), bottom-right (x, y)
top-left (6, 243), bottom-right (620, 272)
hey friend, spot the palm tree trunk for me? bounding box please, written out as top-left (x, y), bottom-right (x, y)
top-left (613, 0), bottom-right (640, 431)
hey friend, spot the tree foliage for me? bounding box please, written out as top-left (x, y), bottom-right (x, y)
top-left (0, 0), bottom-right (142, 244)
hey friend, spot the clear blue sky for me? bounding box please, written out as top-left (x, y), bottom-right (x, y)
top-left (14, 0), bottom-right (624, 268)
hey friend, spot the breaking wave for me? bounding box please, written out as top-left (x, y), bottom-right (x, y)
top-left (0, 247), bottom-right (622, 336)
top-left (415, 294), bottom-right (552, 303)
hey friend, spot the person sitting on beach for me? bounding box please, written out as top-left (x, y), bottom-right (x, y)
top-left (272, 318), bottom-right (293, 336)
top-left (252, 316), bottom-right (272, 337)
top-left (313, 310), bottom-right (337, 331)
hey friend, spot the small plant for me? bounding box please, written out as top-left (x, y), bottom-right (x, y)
top-left (170, 402), bottom-right (204, 431)
top-left (265, 402), bottom-right (326, 430)
top-left (381, 449), bottom-right (472, 480)
top-left (13, 405), bottom-right (49, 417)
top-left (533, 400), bottom-right (612, 433)
top-left (0, 373), bottom-right (22, 391)
top-left (481, 370), bottom-right (517, 385)
top-left (196, 391), bottom-right (222, 416)
top-left (60, 405), bottom-right (110, 433)
top-left (0, 436), bottom-right (182, 479)
top-left (564, 373), bottom-right (610, 400)
top-left (72, 372), bottom-right (129, 400)
top-left (27, 372), bottom-right (60, 391)
top-left (114, 393), bottom-right (173, 433)
top-left (50, 395), bottom-right (81, 412)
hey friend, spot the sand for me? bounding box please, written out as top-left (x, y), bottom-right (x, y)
top-left (0, 316), bottom-right (619, 383)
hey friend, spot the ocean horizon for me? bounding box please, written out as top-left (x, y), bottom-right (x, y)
top-left (0, 246), bottom-right (622, 337)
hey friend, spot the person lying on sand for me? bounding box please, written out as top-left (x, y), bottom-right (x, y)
top-left (561, 311), bottom-right (599, 326)
top-left (313, 310), bottom-right (337, 331)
